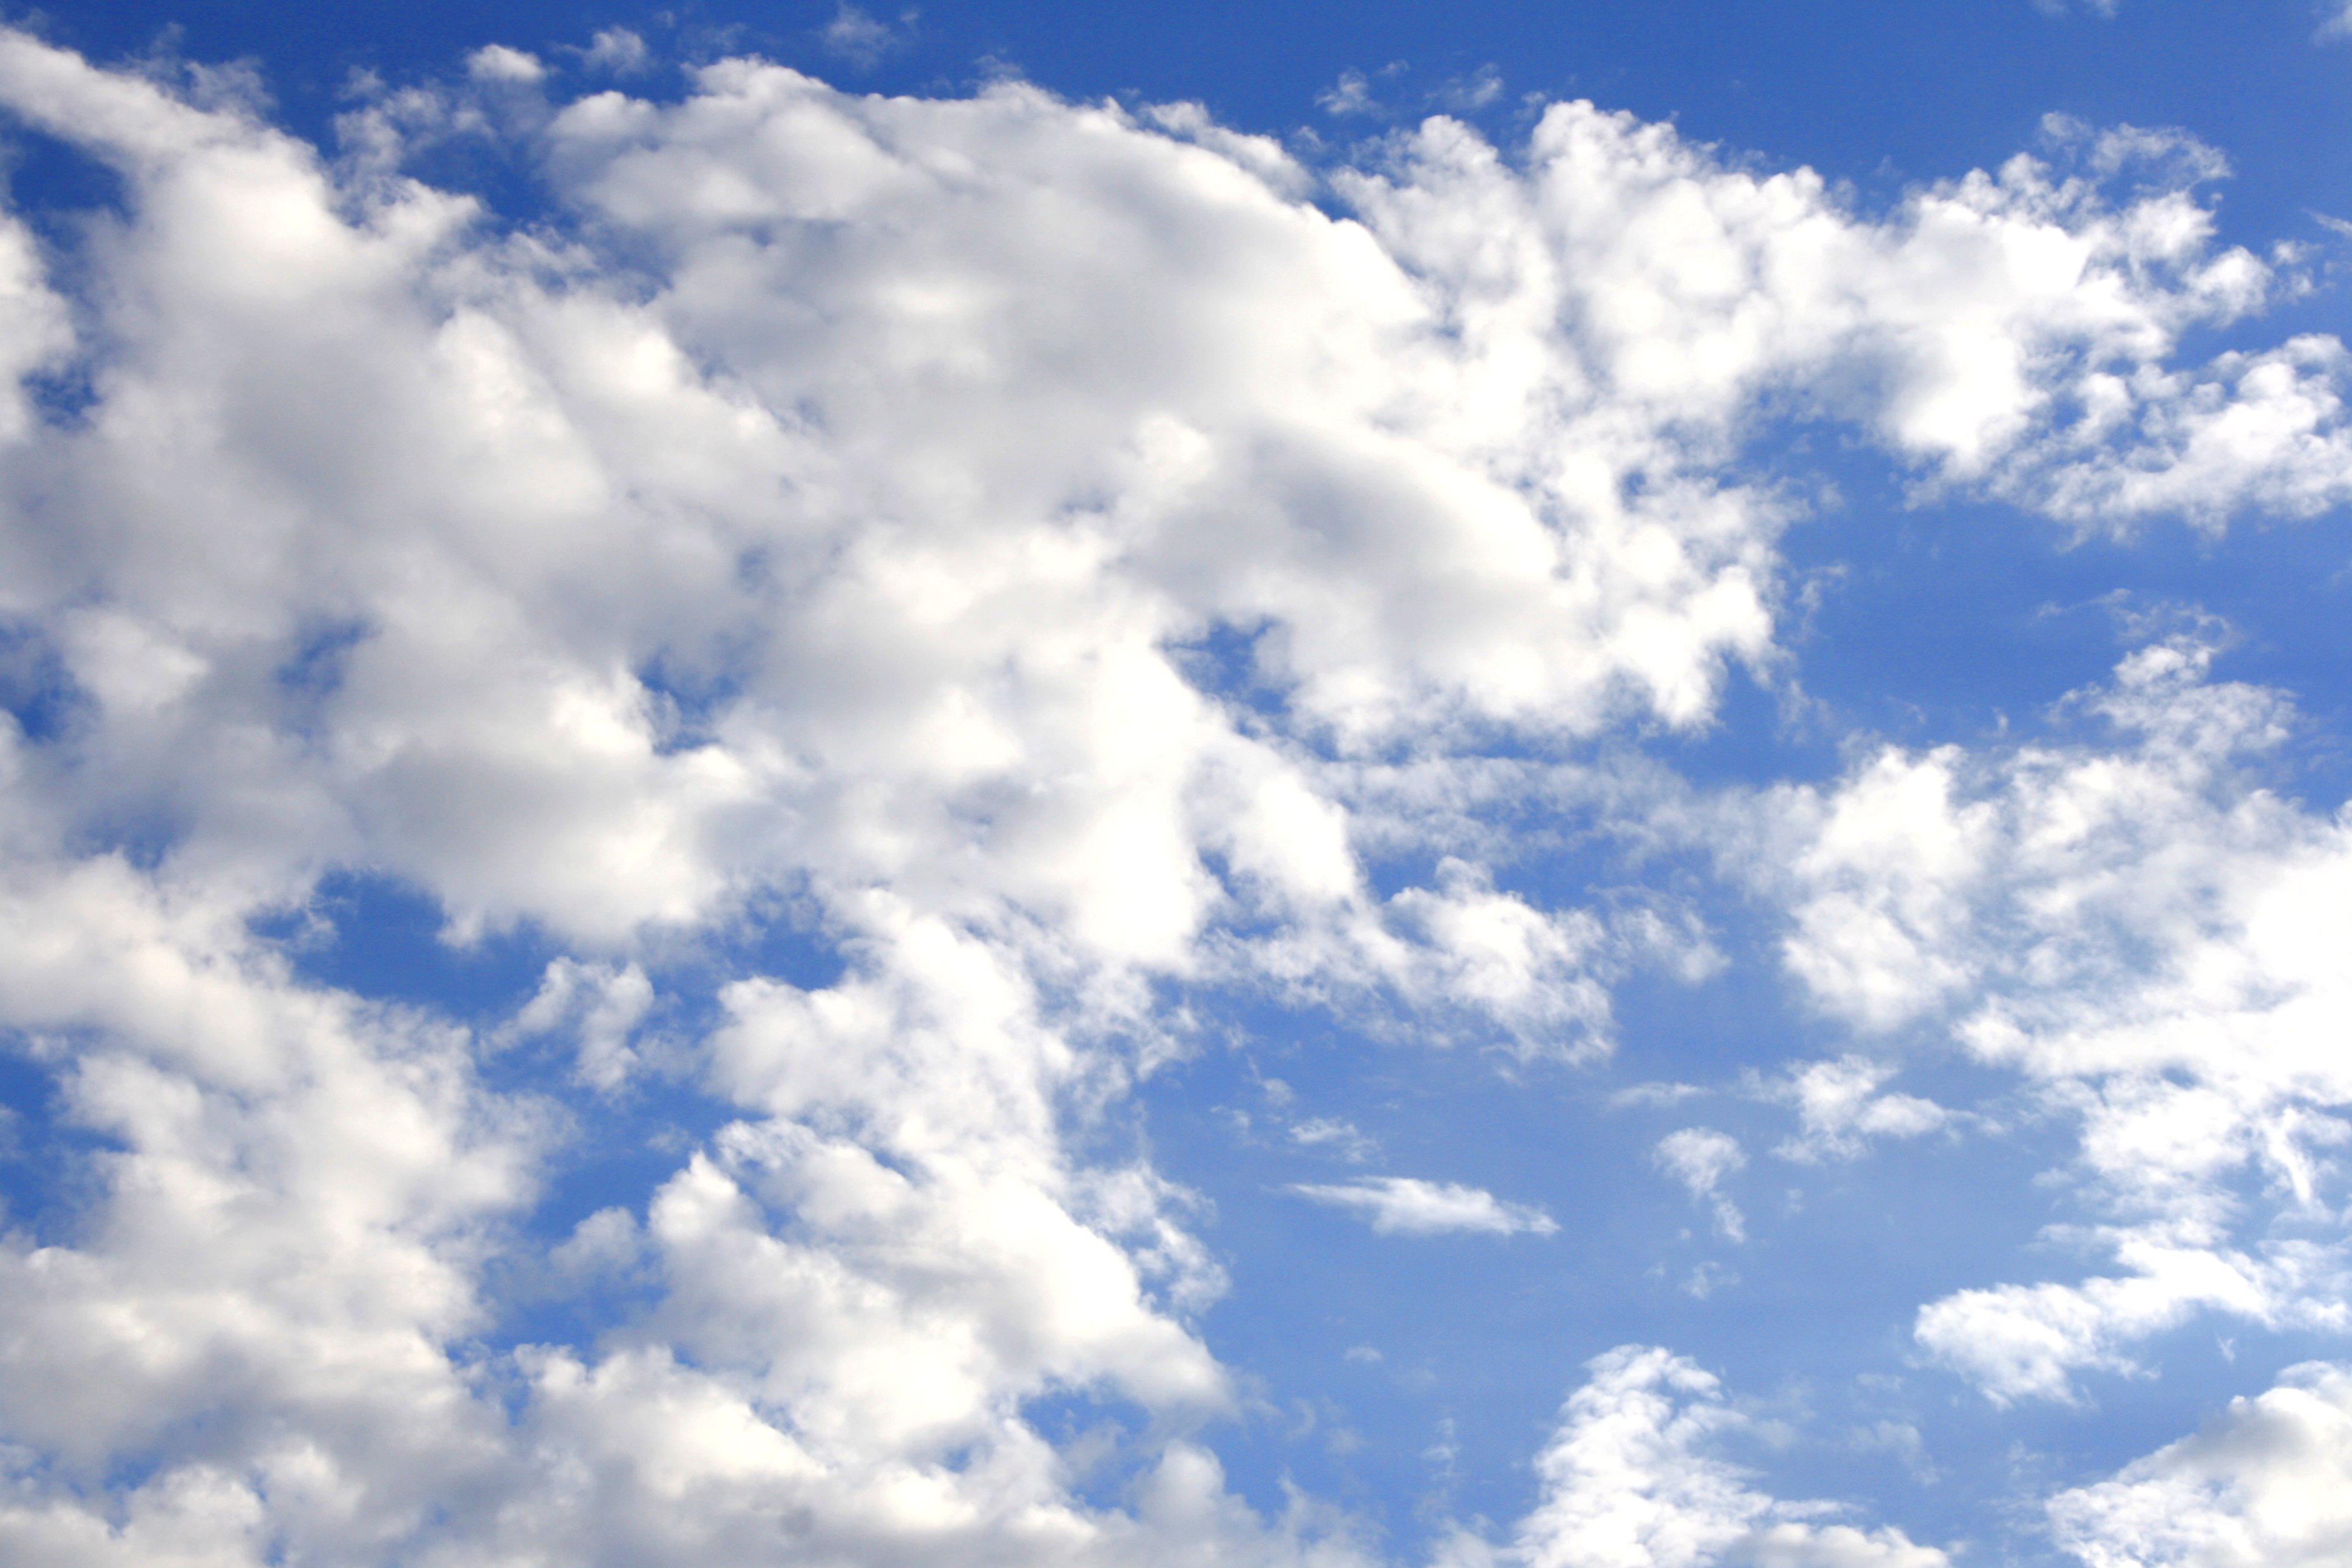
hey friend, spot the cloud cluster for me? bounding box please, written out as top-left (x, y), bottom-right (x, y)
top-left (0, 22), bottom-right (2347, 1566)
top-left (1757, 638), bottom-right (2352, 1402)
top-left (1341, 106), bottom-right (2337, 535)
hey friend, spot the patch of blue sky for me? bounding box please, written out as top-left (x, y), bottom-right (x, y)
top-left (38, 2), bottom-right (2350, 218)
top-left (633, 648), bottom-right (752, 756)
top-left (257, 872), bottom-right (559, 1021)
top-left (1142, 996), bottom-right (2333, 1559)
top-left (1129, 959), bottom-right (2032, 1532)
top-left (0, 623), bottom-right (76, 745)
top-left (0, 1042), bottom-right (118, 1247)
top-left (2, 116), bottom-right (126, 224)
top-left (1686, 381), bottom-right (2352, 802)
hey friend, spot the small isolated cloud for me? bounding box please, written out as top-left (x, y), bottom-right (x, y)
top-left (1655, 1128), bottom-right (1748, 1240)
top-left (1853, 1420), bottom-right (1939, 1486)
top-left (1316, 61), bottom-right (1406, 119)
top-left (465, 43), bottom-right (546, 83)
top-left (1765, 1056), bottom-right (1950, 1163)
top-left (1682, 1261), bottom-right (1738, 1299)
top-left (1318, 69), bottom-right (1377, 117)
top-left (578, 27), bottom-right (649, 75)
top-left (1435, 64), bottom-right (1503, 112)
top-left (1612, 1081), bottom-right (1708, 1109)
top-left (1289, 1177), bottom-right (1558, 1236)
top-left (1290, 1116), bottom-right (1379, 1162)
top-left (2322, 2), bottom-right (2352, 41)
top-left (822, 4), bottom-right (912, 66)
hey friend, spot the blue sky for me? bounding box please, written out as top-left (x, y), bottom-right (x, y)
top-left (4, 4), bottom-right (2352, 1566)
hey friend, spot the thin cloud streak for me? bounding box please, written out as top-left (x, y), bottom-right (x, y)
top-left (1288, 1177), bottom-right (1560, 1236)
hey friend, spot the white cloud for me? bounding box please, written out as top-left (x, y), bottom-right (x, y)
top-left (0, 857), bottom-right (549, 1557)
top-left (2048, 1361), bottom-right (2352, 1566)
top-left (1436, 65), bottom-right (1506, 114)
top-left (1511, 1346), bottom-right (1951, 1568)
top-left (1342, 106), bottom-right (2305, 532)
top-left (2018, 336), bottom-right (2352, 529)
top-left (0, 32), bottom-right (1385, 1561)
top-left (1764, 1057), bottom-right (1950, 1163)
top-left (1291, 1116), bottom-right (1379, 1161)
top-left (1367, 859), bottom-right (1621, 1057)
top-left (1318, 69), bottom-right (1379, 117)
top-left (1755, 636), bottom-right (2352, 1400)
top-left (1914, 1239), bottom-right (2350, 1407)
top-left (1613, 1082), bottom-right (1709, 1109)
top-left (0, 210), bottom-right (71, 439)
top-left (505, 956), bottom-right (656, 1088)
top-left (1654, 1128), bottom-right (1748, 1241)
top-left (466, 44), bottom-right (547, 83)
top-left (1289, 1177), bottom-right (1558, 1236)
top-left (820, 4), bottom-right (909, 67)
top-left (579, 28), bottom-right (651, 76)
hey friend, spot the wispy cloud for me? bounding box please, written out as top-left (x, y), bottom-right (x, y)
top-left (820, 2), bottom-right (913, 66)
top-left (1289, 1177), bottom-right (1558, 1236)
top-left (1653, 1128), bottom-right (1748, 1241)
top-left (1515, 1347), bottom-right (1952, 1568)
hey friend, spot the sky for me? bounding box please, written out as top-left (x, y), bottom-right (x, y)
top-left (2, 2), bottom-right (2352, 1565)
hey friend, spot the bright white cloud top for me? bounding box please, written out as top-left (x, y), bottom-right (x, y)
top-left (0, 17), bottom-right (2347, 1567)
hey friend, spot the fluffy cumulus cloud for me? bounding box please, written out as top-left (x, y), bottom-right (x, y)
top-left (1512, 1347), bottom-right (1950, 1568)
top-left (2049, 1361), bottom-right (2352, 1567)
top-left (0, 20), bottom-right (2347, 1566)
top-left (1340, 106), bottom-right (2342, 534)
top-left (1754, 637), bottom-right (2352, 1403)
